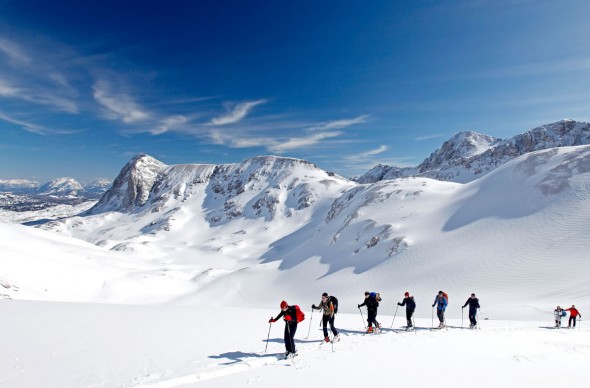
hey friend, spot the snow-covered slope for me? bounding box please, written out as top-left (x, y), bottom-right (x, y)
top-left (36, 177), bottom-right (85, 197)
top-left (0, 146), bottom-right (584, 320)
top-left (354, 119), bottom-right (590, 183)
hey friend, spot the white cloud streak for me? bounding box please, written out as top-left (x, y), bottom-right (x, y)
top-left (209, 99), bottom-right (266, 125)
top-left (309, 115), bottom-right (370, 131)
top-left (93, 80), bottom-right (150, 123)
top-left (415, 133), bottom-right (445, 141)
top-left (269, 131), bottom-right (344, 153)
top-left (0, 38), bottom-right (30, 64)
top-left (0, 111), bottom-right (74, 135)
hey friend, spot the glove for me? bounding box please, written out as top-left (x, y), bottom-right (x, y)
top-left (397, 302), bottom-right (402, 306)
top-left (284, 315), bottom-right (292, 321)
top-left (462, 306), bottom-right (464, 309)
top-left (269, 317), bottom-right (276, 323)
top-left (432, 304), bottom-right (435, 307)
top-left (312, 304), bottom-right (316, 309)
top-left (357, 304), bottom-right (361, 308)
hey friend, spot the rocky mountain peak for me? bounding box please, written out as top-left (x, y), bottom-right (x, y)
top-left (89, 154), bottom-right (167, 213)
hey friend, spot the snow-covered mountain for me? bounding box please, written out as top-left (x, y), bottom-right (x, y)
top-left (83, 178), bottom-right (112, 198)
top-left (36, 177), bottom-right (85, 197)
top-left (0, 179), bottom-right (39, 194)
top-left (8, 145), bottom-right (583, 320)
top-left (353, 119), bottom-right (590, 183)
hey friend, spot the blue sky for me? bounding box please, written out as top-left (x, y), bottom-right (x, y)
top-left (1, 0), bottom-right (590, 183)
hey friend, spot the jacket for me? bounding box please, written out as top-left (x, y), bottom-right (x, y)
top-left (565, 308), bottom-right (581, 318)
top-left (359, 296), bottom-right (379, 311)
top-left (433, 296), bottom-right (448, 311)
top-left (462, 297), bottom-right (480, 310)
top-left (312, 299), bottom-right (334, 316)
top-left (398, 296), bottom-right (416, 310)
top-left (274, 306), bottom-right (298, 324)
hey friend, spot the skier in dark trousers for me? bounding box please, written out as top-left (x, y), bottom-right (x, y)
top-left (462, 293), bottom-right (480, 329)
top-left (432, 291), bottom-right (448, 328)
top-left (397, 291), bottom-right (416, 330)
top-left (269, 300), bottom-right (298, 358)
top-left (565, 305), bottom-right (582, 328)
top-left (358, 291), bottom-right (381, 332)
top-left (311, 292), bottom-right (339, 343)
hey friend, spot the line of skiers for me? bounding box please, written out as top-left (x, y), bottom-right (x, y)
top-left (554, 305), bottom-right (582, 329)
top-left (268, 290), bottom-right (481, 358)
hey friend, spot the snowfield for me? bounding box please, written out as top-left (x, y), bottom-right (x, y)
top-left (2, 145), bottom-right (590, 387)
top-left (0, 301), bottom-right (588, 388)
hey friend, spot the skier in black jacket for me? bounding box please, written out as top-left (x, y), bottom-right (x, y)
top-left (462, 293), bottom-right (481, 329)
top-left (269, 300), bottom-right (298, 357)
top-left (358, 291), bottom-right (381, 332)
top-left (398, 291), bottom-right (416, 330)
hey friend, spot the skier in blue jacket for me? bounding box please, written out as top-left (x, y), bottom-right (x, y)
top-left (432, 291), bottom-right (448, 328)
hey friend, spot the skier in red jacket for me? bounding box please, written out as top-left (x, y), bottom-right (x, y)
top-left (269, 301), bottom-right (299, 358)
top-left (565, 305), bottom-right (582, 328)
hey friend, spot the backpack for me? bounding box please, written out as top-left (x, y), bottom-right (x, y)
top-left (561, 311), bottom-right (567, 317)
top-left (442, 292), bottom-right (448, 303)
top-left (370, 292), bottom-right (382, 302)
top-left (294, 305), bottom-right (305, 323)
top-left (329, 296), bottom-right (339, 314)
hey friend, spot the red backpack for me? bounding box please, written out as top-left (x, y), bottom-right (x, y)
top-left (442, 292), bottom-right (449, 303)
top-left (294, 305), bottom-right (305, 323)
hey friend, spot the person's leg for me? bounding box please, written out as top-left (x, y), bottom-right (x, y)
top-left (329, 315), bottom-right (338, 335)
top-left (284, 324), bottom-right (291, 352)
top-left (569, 316), bottom-right (573, 327)
top-left (322, 315), bottom-right (329, 338)
top-left (289, 323), bottom-right (298, 352)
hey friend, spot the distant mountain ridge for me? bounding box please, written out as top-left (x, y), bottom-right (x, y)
top-left (353, 119), bottom-right (590, 183)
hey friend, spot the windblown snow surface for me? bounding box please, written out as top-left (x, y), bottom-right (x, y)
top-left (1, 146), bottom-right (590, 387)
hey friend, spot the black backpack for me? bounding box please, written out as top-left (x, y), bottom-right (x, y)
top-left (329, 296), bottom-right (339, 314)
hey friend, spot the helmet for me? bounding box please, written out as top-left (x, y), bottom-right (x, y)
top-left (280, 300), bottom-right (288, 309)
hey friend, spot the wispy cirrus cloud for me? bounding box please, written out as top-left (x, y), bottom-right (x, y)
top-left (0, 111), bottom-right (75, 135)
top-left (92, 79), bottom-right (151, 123)
top-left (415, 133), bottom-right (445, 141)
top-left (0, 36), bottom-right (79, 114)
top-left (269, 131), bottom-right (344, 153)
top-left (209, 99), bottom-right (266, 125)
top-left (0, 37), bottom-right (31, 64)
top-left (308, 115), bottom-right (370, 131)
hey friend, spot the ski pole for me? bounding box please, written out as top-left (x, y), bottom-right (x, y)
top-left (265, 320), bottom-right (272, 353)
top-left (390, 305), bottom-right (399, 329)
top-left (305, 309), bottom-right (314, 339)
top-left (358, 307), bottom-right (366, 329)
top-left (412, 315), bottom-right (417, 335)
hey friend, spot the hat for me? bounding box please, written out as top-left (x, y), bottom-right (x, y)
top-left (280, 300), bottom-right (288, 309)
top-left (404, 292), bottom-right (409, 296)
top-left (322, 292), bottom-right (328, 297)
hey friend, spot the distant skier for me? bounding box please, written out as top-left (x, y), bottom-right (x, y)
top-left (565, 305), bottom-right (582, 328)
top-left (432, 291), bottom-right (448, 329)
top-left (269, 300), bottom-right (303, 358)
top-left (397, 291), bottom-right (416, 330)
top-left (311, 292), bottom-right (339, 343)
top-left (358, 291), bottom-right (381, 332)
top-left (554, 306), bottom-right (565, 328)
top-left (461, 293), bottom-right (480, 329)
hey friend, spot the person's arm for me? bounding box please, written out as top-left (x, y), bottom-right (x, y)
top-left (462, 299), bottom-right (469, 308)
top-left (311, 302), bottom-right (321, 310)
top-left (398, 298), bottom-right (406, 307)
top-left (358, 300), bottom-right (366, 308)
top-left (269, 310), bottom-right (285, 323)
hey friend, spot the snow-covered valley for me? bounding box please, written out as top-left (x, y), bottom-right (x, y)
top-left (2, 136), bottom-right (590, 387)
